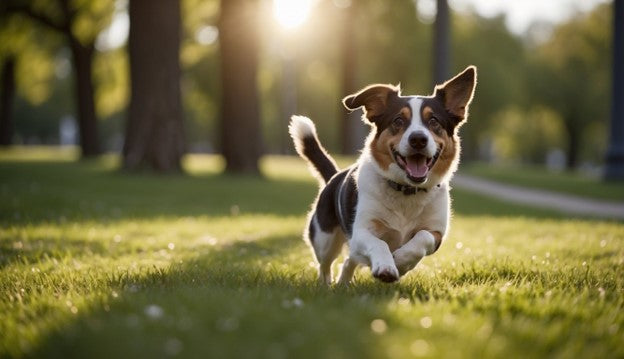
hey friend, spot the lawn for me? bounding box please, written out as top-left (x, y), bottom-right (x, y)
top-left (460, 162), bottom-right (624, 202)
top-left (1, 148), bottom-right (623, 358)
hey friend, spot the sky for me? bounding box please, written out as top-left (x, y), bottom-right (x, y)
top-left (447, 0), bottom-right (610, 34)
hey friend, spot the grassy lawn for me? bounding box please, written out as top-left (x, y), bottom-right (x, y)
top-left (460, 162), bottom-right (624, 202)
top-left (1, 147), bottom-right (623, 358)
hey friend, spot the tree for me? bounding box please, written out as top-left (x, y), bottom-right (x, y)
top-left (122, 0), bottom-right (185, 172)
top-left (0, 6), bottom-right (59, 147)
top-left (453, 15), bottom-right (529, 161)
top-left (337, 0), bottom-right (429, 153)
top-left (605, 0), bottom-right (624, 180)
top-left (433, 0), bottom-right (450, 85)
top-left (338, 1), bottom-right (365, 155)
top-left (218, 0), bottom-right (262, 174)
top-left (6, 0), bottom-right (113, 157)
top-left (531, 4), bottom-right (611, 170)
top-left (0, 57), bottom-right (15, 146)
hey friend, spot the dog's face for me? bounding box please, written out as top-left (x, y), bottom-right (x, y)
top-left (343, 66), bottom-right (477, 186)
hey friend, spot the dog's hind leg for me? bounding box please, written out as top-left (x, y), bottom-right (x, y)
top-left (307, 215), bottom-right (344, 285)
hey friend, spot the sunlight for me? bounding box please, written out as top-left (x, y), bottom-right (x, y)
top-left (273, 0), bottom-right (313, 30)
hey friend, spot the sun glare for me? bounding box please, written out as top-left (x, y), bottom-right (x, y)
top-left (273, 0), bottom-right (313, 30)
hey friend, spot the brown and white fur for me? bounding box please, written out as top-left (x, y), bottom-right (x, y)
top-left (289, 66), bottom-right (477, 284)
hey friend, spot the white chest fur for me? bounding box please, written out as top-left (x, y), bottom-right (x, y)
top-left (354, 157), bottom-right (450, 250)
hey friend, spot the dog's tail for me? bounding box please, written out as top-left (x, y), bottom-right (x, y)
top-left (289, 116), bottom-right (339, 184)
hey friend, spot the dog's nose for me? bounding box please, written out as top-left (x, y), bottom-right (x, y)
top-left (408, 132), bottom-right (428, 150)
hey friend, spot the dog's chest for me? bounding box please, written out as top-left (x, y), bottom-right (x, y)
top-left (364, 192), bottom-right (432, 251)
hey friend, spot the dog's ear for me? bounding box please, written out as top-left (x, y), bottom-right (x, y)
top-left (434, 66), bottom-right (477, 128)
top-left (342, 84), bottom-right (400, 123)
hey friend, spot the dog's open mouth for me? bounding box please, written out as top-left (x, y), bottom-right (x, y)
top-left (392, 146), bottom-right (441, 183)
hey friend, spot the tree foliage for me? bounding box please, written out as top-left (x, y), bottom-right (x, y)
top-left (1, 0), bottom-right (613, 171)
top-left (529, 4), bottom-right (611, 168)
top-left (3, 0), bottom-right (115, 156)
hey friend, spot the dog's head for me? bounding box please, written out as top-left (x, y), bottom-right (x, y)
top-left (343, 66), bottom-right (477, 187)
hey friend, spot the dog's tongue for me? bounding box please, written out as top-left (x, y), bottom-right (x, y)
top-left (406, 155), bottom-right (428, 178)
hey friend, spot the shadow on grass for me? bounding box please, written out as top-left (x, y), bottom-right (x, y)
top-left (0, 159), bottom-right (602, 227)
top-left (28, 234), bottom-right (409, 359)
top-left (1, 160), bottom-right (317, 225)
top-left (22, 230), bottom-right (623, 358)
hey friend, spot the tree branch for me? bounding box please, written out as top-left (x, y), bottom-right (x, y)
top-left (6, 4), bottom-right (66, 33)
top-left (57, 0), bottom-right (77, 23)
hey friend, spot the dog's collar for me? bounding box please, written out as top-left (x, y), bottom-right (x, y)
top-left (387, 179), bottom-right (439, 195)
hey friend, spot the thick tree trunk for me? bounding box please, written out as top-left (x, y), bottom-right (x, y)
top-left (0, 57), bottom-right (16, 146)
top-left (218, 0), bottom-right (262, 174)
top-left (339, 2), bottom-right (365, 155)
top-left (123, 0), bottom-right (185, 172)
top-left (68, 38), bottom-right (101, 157)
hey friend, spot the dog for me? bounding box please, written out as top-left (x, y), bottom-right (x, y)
top-left (289, 66), bottom-right (477, 284)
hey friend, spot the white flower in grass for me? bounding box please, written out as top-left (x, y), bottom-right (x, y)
top-left (598, 287), bottom-right (606, 298)
top-left (420, 316), bottom-right (432, 329)
top-left (281, 297), bottom-right (304, 309)
top-left (144, 304), bottom-right (164, 320)
top-left (370, 319), bottom-right (387, 334)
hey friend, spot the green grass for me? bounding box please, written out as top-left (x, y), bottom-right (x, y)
top-left (1, 147), bottom-right (623, 358)
top-left (460, 162), bottom-right (624, 202)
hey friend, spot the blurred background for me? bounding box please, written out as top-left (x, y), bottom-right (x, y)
top-left (0, 0), bottom-right (622, 178)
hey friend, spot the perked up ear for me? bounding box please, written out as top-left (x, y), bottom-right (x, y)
top-left (342, 84), bottom-right (400, 123)
top-left (434, 66), bottom-right (477, 123)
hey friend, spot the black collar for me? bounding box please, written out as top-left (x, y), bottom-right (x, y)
top-left (387, 179), bottom-right (439, 195)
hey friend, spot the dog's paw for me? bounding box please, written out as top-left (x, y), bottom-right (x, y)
top-left (394, 261), bottom-right (415, 276)
top-left (392, 248), bottom-right (422, 276)
top-left (371, 263), bottom-right (400, 283)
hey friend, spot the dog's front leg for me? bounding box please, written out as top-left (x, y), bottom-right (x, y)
top-left (350, 229), bottom-right (400, 283)
top-left (392, 230), bottom-right (441, 276)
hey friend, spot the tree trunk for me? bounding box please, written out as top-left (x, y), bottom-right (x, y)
top-left (123, 0), bottom-right (185, 172)
top-left (433, 0), bottom-right (450, 86)
top-left (565, 124), bottom-right (580, 170)
top-left (339, 2), bottom-right (365, 155)
top-left (68, 38), bottom-right (101, 157)
top-left (279, 55), bottom-right (297, 154)
top-left (218, 0), bottom-right (262, 174)
top-left (0, 57), bottom-right (16, 146)
top-left (605, 0), bottom-right (624, 180)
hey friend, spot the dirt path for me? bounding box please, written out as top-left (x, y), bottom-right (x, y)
top-left (452, 174), bottom-right (624, 220)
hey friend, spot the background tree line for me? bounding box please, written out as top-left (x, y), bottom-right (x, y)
top-left (0, 0), bottom-right (614, 173)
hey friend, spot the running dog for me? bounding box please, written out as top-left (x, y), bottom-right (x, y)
top-left (289, 66), bottom-right (477, 284)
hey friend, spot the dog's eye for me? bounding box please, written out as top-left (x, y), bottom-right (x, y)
top-left (393, 117), bottom-right (404, 128)
top-left (428, 118), bottom-right (441, 130)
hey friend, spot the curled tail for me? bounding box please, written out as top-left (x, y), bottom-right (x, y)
top-left (289, 116), bottom-right (339, 184)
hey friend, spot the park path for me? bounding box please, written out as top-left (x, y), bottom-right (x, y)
top-left (452, 174), bottom-right (624, 220)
